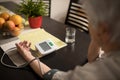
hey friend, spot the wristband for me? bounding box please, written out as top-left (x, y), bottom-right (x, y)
top-left (43, 69), bottom-right (59, 80)
top-left (28, 57), bottom-right (39, 64)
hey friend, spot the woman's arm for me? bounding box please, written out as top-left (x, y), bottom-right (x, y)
top-left (16, 41), bottom-right (51, 77)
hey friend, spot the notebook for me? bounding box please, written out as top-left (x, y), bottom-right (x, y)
top-left (18, 28), bottom-right (67, 58)
top-left (0, 28), bottom-right (67, 66)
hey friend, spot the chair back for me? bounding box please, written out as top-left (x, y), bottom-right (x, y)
top-left (43, 0), bottom-right (51, 17)
top-left (65, 0), bottom-right (89, 33)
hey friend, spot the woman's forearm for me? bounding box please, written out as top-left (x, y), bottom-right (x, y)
top-left (29, 59), bottom-right (51, 77)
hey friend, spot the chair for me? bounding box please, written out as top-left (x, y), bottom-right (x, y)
top-left (65, 0), bottom-right (89, 33)
top-left (43, 0), bottom-right (51, 17)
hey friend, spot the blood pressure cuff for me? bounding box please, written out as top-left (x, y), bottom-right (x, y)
top-left (43, 69), bottom-right (59, 80)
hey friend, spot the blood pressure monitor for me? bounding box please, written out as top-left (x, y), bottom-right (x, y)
top-left (35, 40), bottom-right (57, 56)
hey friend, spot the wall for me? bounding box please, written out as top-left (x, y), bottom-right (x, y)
top-left (0, 0), bottom-right (70, 23)
top-left (51, 0), bottom-right (70, 23)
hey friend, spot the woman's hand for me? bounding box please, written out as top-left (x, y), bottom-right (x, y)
top-left (88, 40), bottom-right (100, 62)
top-left (15, 41), bottom-right (35, 62)
top-left (16, 41), bottom-right (51, 77)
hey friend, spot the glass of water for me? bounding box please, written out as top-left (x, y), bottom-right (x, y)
top-left (65, 27), bottom-right (76, 43)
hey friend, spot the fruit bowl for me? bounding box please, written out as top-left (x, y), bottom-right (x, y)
top-left (0, 12), bottom-right (24, 37)
top-left (0, 27), bottom-right (22, 38)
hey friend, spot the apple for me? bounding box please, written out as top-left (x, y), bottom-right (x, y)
top-left (4, 20), bottom-right (15, 31)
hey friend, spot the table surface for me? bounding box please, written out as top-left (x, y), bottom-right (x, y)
top-left (0, 1), bottom-right (90, 80)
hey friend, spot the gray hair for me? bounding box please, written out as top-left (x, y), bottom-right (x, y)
top-left (82, 0), bottom-right (120, 43)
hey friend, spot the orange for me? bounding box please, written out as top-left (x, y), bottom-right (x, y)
top-left (9, 14), bottom-right (22, 25)
top-left (0, 17), bottom-right (5, 29)
top-left (17, 23), bottom-right (24, 29)
top-left (10, 27), bottom-right (21, 36)
top-left (0, 12), bottom-right (10, 21)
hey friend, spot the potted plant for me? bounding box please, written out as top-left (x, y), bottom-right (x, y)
top-left (17, 0), bottom-right (47, 28)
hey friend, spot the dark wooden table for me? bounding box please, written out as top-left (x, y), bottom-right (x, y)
top-left (0, 1), bottom-right (90, 80)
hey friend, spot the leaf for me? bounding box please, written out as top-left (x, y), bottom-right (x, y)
top-left (16, 0), bottom-right (47, 17)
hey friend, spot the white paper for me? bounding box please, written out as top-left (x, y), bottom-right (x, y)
top-left (0, 39), bottom-right (20, 52)
top-left (0, 39), bottom-right (27, 66)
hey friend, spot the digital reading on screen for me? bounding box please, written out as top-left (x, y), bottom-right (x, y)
top-left (35, 40), bottom-right (57, 55)
top-left (39, 42), bottom-right (51, 51)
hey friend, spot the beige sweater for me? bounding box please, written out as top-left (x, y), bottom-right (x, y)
top-left (52, 51), bottom-right (120, 80)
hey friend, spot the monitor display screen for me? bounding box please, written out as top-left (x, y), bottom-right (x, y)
top-left (39, 42), bottom-right (51, 51)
